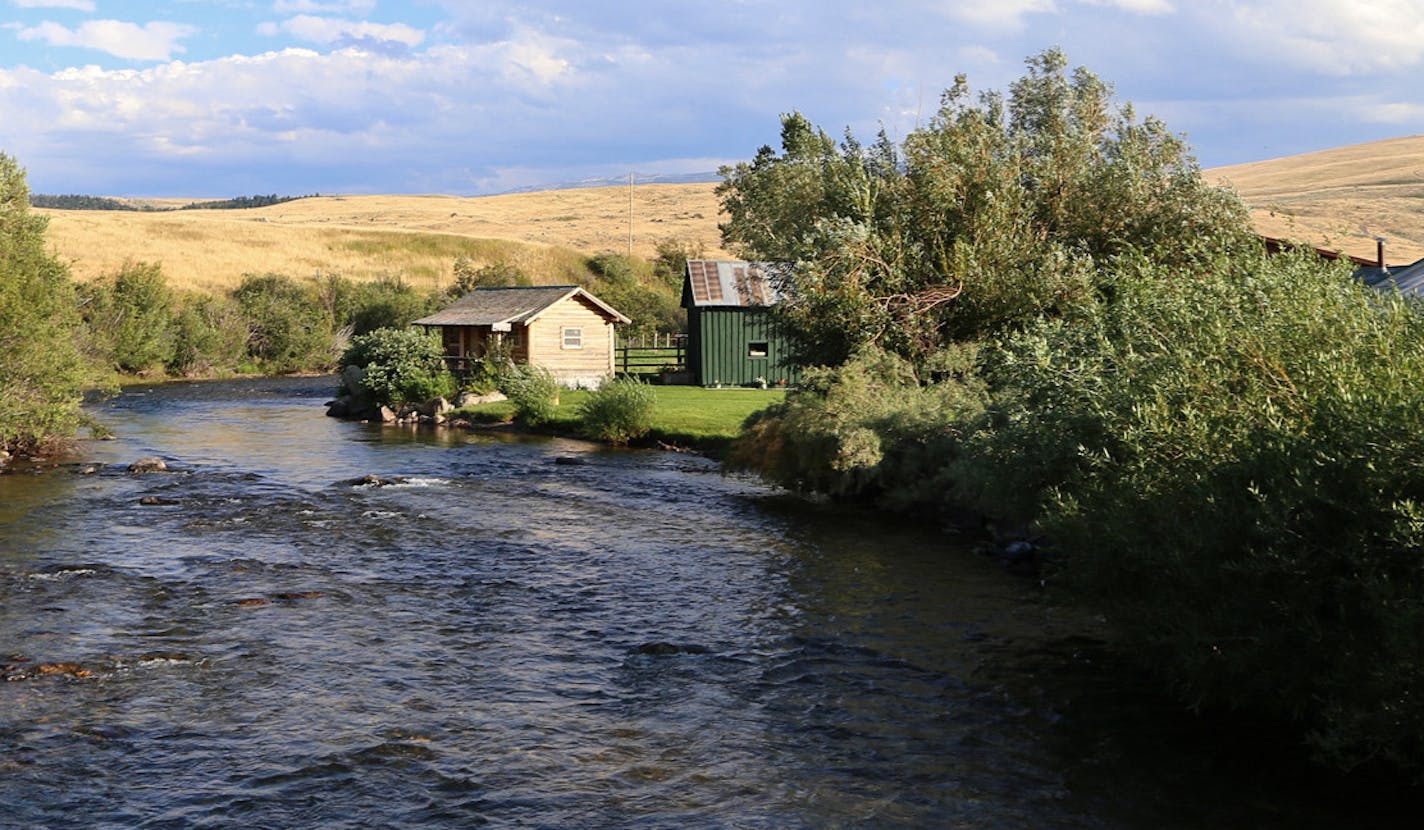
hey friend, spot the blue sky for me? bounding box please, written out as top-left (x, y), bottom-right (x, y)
top-left (2, 0), bottom-right (1423, 196)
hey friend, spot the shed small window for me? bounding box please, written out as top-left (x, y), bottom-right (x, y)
top-left (562, 327), bottom-right (584, 349)
top-left (748, 341), bottom-right (769, 358)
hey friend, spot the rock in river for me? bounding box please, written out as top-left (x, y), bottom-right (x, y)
top-left (347, 473), bottom-right (407, 487)
top-left (138, 496), bottom-right (179, 506)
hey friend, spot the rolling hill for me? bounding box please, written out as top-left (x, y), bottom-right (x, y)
top-left (35, 134), bottom-right (1424, 295)
top-left (1209, 135), bottom-right (1424, 265)
top-left (38, 184), bottom-right (730, 294)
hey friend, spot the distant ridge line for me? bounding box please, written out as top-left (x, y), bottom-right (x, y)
top-left (494, 171), bottom-right (721, 196)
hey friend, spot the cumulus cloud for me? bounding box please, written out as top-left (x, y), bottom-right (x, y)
top-left (272, 1), bottom-right (378, 14)
top-left (258, 15), bottom-right (425, 49)
top-left (943, 0), bottom-right (1058, 29)
top-left (1357, 99), bottom-right (1424, 124)
top-left (12, 0), bottom-right (95, 10)
top-left (1081, 0), bottom-right (1174, 12)
top-left (16, 19), bottom-right (197, 61)
top-left (942, 0), bottom-right (1173, 31)
top-left (5, 0), bottom-right (1420, 194)
top-left (0, 40), bottom-right (583, 175)
top-left (1210, 0), bottom-right (1424, 74)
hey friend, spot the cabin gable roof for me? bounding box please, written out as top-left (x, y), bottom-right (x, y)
top-left (413, 285), bottom-right (630, 328)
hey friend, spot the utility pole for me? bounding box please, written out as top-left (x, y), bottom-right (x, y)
top-left (627, 172), bottom-right (634, 257)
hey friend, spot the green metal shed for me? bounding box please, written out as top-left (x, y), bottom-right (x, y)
top-left (681, 260), bottom-right (799, 387)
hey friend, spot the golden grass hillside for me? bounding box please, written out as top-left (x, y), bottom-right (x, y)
top-left (1209, 135), bottom-right (1424, 265)
top-left (42, 136), bottom-right (1424, 296)
top-left (40, 183), bottom-right (729, 294)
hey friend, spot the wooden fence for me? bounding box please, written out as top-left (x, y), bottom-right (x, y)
top-left (617, 332), bottom-right (687, 379)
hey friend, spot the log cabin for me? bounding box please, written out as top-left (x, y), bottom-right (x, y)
top-left (413, 285), bottom-right (630, 388)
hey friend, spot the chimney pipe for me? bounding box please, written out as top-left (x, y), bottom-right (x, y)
top-left (1378, 237), bottom-right (1387, 269)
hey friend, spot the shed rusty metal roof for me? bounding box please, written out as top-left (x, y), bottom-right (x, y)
top-left (682, 260), bottom-right (789, 308)
top-left (413, 285), bottom-right (630, 327)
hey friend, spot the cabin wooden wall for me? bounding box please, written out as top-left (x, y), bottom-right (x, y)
top-left (526, 296), bottom-right (616, 385)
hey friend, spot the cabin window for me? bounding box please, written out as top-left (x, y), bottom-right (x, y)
top-left (562, 327), bottom-right (583, 349)
top-left (748, 341), bottom-right (769, 358)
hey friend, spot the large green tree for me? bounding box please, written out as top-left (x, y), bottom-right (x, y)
top-left (0, 152), bottom-right (87, 455)
top-left (717, 48), bottom-right (1253, 365)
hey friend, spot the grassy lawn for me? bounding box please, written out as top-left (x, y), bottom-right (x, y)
top-left (453, 385), bottom-right (788, 455)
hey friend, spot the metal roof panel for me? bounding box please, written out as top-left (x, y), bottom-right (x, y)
top-left (683, 260), bottom-right (789, 307)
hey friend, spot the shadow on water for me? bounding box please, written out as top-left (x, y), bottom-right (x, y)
top-left (2, 376), bottom-right (1421, 827)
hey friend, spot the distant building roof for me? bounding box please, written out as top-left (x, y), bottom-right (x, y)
top-left (1262, 235), bottom-right (1384, 268)
top-left (413, 285), bottom-right (630, 328)
top-left (682, 260), bottom-right (790, 308)
top-left (1359, 257), bottom-right (1424, 298)
top-left (1259, 233), bottom-right (1424, 299)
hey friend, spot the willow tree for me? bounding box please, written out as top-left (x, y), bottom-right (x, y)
top-left (0, 152), bottom-right (87, 455)
top-left (717, 48), bottom-right (1253, 366)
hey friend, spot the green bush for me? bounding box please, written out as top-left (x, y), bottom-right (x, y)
top-left (79, 261), bottom-right (175, 372)
top-left (232, 273), bottom-right (336, 372)
top-left (960, 247), bottom-right (1424, 774)
top-left (577, 377), bottom-right (656, 444)
top-left (340, 327), bottom-right (453, 407)
top-left (347, 276), bottom-right (437, 335)
top-left (585, 252), bottom-right (683, 337)
top-left (167, 293), bottom-right (248, 376)
top-left (459, 355), bottom-right (506, 396)
top-left (498, 364), bottom-right (560, 426)
top-left (728, 345), bottom-right (987, 506)
top-left (447, 258), bottom-right (532, 298)
top-left (652, 238), bottom-right (702, 292)
top-left (596, 281), bottom-right (684, 339)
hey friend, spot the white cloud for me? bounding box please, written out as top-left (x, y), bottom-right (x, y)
top-left (259, 15), bottom-right (425, 48)
top-left (272, 0), bottom-right (377, 13)
top-left (0, 41), bottom-right (579, 157)
top-left (497, 27), bottom-right (571, 85)
top-left (943, 0), bottom-right (1058, 29)
top-left (934, 0), bottom-right (1175, 39)
top-left (1080, 0), bottom-right (1174, 12)
top-left (16, 19), bottom-right (197, 61)
top-left (7, 0), bottom-right (1418, 195)
top-left (12, 0), bottom-right (96, 10)
top-left (1211, 0), bottom-right (1424, 74)
top-left (1356, 99), bottom-right (1424, 124)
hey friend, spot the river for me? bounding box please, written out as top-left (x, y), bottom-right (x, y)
top-left (0, 377), bottom-right (1411, 828)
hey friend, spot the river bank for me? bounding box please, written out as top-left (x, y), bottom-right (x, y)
top-left (442, 385), bottom-right (789, 459)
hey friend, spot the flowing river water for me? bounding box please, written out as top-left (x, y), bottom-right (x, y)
top-left (0, 378), bottom-right (1413, 828)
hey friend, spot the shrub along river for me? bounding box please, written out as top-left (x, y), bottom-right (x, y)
top-left (0, 377), bottom-right (1414, 827)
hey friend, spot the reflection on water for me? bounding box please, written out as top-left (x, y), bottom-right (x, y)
top-left (0, 377), bottom-right (1414, 827)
